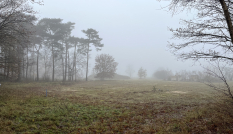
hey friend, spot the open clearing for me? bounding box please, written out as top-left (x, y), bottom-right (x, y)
top-left (0, 80), bottom-right (233, 133)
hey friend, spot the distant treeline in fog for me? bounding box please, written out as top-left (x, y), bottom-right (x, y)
top-left (153, 68), bottom-right (233, 82)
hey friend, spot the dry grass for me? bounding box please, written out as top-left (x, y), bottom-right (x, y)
top-left (0, 80), bottom-right (233, 133)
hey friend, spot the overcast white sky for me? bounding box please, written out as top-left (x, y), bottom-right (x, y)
top-left (32, 0), bottom-right (202, 77)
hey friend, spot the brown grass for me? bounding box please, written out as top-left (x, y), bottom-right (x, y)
top-left (0, 80), bottom-right (233, 133)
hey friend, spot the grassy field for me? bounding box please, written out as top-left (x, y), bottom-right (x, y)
top-left (0, 80), bottom-right (233, 134)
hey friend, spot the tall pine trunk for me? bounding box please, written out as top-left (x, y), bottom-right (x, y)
top-left (17, 47), bottom-right (21, 82)
top-left (33, 45), bottom-right (35, 81)
top-left (23, 51), bottom-right (24, 79)
top-left (7, 48), bottom-right (10, 80)
top-left (26, 46), bottom-right (28, 80)
top-left (62, 55), bottom-right (64, 81)
top-left (37, 50), bottom-right (39, 81)
top-left (65, 42), bottom-right (67, 81)
top-left (73, 43), bottom-right (77, 81)
top-left (4, 52), bottom-right (6, 80)
top-left (44, 54), bottom-right (46, 81)
top-left (86, 43), bottom-right (89, 81)
top-left (68, 51), bottom-right (71, 81)
top-left (52, 44), bottom-right (54, 81)
top-left (68, 51), bottom-right (70, 81)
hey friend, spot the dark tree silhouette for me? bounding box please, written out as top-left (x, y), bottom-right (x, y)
top-left (0, 0), bottom-right (37, 81)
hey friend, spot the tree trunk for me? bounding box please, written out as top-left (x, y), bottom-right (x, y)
top-left (75, 43), bottom-right (77, 81)
top-left (219, 0), bottom-right (233, 44)
top-left (52, 44), bottom-right (54, 81)
top-left (23, 50), bottom-right (24, 79)
top-left (68, 51), bottom-right (70, 81)
top-left (44, 55), bottom-right (46, 81)
top-left (65, 42), bottom-right (67, 81)
top-left (62, 55), bottom-right (64, 81)
top-left (86, 43), bottom-right (89, 81)
top-left (29, 64), bottom-right (32, 79)
top-left (7, 48), bottom-right (10, 80)
top-left (4, 52), bottom-right (6, 80)
top-left (73, 43), bottom-right (76, 81)
top-left (17, 47), bottom-right (21, 82)
top-left (33, 45), bottom-right (35, 81)
top-left (26, 46), bottom-right (28, 80)
top-left (37, 50), bottom-right (39, 81)
top-left (75, 62), bottom-right (77, 81)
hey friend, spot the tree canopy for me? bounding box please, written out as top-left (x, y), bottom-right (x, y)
top-left (94, 54), bottom-right (118, 80)
top-left (138, 67), bottom-right (147, 79)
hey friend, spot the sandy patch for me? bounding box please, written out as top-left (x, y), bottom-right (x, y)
top-left (61, 88), bottom-right (77, 92)
top-left (167, 91), bottom-right (187, 94)
top-left (164, 85), bottom-right (174, 87)
top-left (111, 87), bottom-right (122, 89)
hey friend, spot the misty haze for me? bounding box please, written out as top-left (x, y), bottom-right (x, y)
top-left (0, 0), bottom-right (233, 133)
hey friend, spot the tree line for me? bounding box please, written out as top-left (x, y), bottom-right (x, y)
top-left (0, 0), bottom-right (107, 82)
top-left (152, 68), bottom-right (233, 82)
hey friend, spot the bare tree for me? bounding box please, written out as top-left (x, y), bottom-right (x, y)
top-left (203, 60), bottom-right (233, 100)
top-left (94, 54), bottom-right (118, 80)
top-left (138, 67), bottom-right (147, 79)
top-left (164, 0), bottom-right (233, 62)
top-left (125, 65), bottom-right (135, 78)
top-left (161, 0), bottom-right (233, 99)
top-left (222, 67), bottom-right (233, 81)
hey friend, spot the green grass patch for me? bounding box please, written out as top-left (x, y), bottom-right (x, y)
top-left (0, 96), bottom-right (127, 133)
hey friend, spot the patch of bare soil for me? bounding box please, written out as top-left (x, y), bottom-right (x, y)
top-left (110, 87), bottom-right (123, 89)
top-left (61, 88), bottom-right (77, 92)
top-left (167, 91), bottom-right (187, 94)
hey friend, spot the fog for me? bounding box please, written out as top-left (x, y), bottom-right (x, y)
top-left (2, 1), bottom-right (233, 132)
top-left (32, 0), bottom-right (202, 77)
